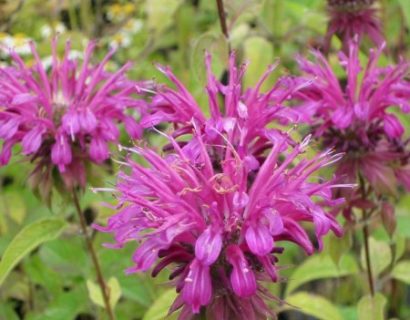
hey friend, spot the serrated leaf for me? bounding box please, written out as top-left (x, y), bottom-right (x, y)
top-left (142, 289), bottom-right (177, 320)
top-left (391, 260), bottom-right (410, 284)
top-left (360, 237), bottom-right (392, 277)
top-left (0, 218), bottom-right (67, 286)
top-left (357, 293), bottom-right (386, 320)
top-left (86, 277), bottom-right (121, 310)
top-left (284, 292), bottom-right (343, 320)
top-left (285, 254), bottom-right (358, 296)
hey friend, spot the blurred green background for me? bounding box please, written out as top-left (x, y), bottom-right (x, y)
top-left (0, 0), bottom-right (410, 319)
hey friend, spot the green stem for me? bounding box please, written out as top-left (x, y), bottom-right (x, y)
top-left (362, 209), bottom-right (375, 296)
top-left (72, 189), bottom-right (115, 320)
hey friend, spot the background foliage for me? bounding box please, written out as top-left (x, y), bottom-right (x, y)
top-left (0, 0), bottom-right (409, 319)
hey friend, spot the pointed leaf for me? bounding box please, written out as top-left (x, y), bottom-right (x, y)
top-left (86, 277), bottom-right (122, 309)
top-left (360, 237), bottom-right (391, 277)
top-left (391, 260), bottom-right (410, 284)
top-left (286, 254), bottom-right (358, 296)
top-left (284, 292), bottom-right (343, 320)
top-left (142, 289), bottom-right (177, 320)
top-left (357, 293), bottom-right (386, 320)
top-left (0, 218), bottom-right (67, 286)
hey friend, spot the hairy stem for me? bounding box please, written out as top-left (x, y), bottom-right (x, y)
top-left (362, 209), bottom-right (375, 296)
top-left (72, 189), bottom-right (115, 320)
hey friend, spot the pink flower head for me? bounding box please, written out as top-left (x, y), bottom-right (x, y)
top-left (296, 41), bottom-right (410, 215)
top-left (141, 52), bottom-right (304, 161)
top-left (95, 54), bottom-right (347, 319)
top-left (325, 0), bottom-right (383, 53)
top-left (0, 39), bottom-right (146, 194)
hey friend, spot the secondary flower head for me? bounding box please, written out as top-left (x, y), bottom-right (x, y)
top-left (0, 39), bottom-right (145, 197)
top-left (296, 41), bottom-right (410, 217)
top-left (95, 54), bottom-right (346, 319)
top-left (324, 0), bottom-right (383, 53)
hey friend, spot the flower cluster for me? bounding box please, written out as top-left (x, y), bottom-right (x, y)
top-left (324, 0), bottom-right (383, 53)
top-left (95, 54), bottom-right (347, 319)
top-left (0, 40), bottom-right (145, 196)
top-left (295, 41), bottom-right (410, 218)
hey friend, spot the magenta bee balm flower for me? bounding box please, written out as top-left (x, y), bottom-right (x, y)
top-left (324, 0), bottom-right (383, 53)
top-left (0, 40), bottom-right (145, 197)
top-left (95, 54), bottom-right (347, 319)
top-left (296, 42), bottom-right (410, 218)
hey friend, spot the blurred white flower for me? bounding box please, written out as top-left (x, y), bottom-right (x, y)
top-left (0, 33), bottom-right (31, 57)
top-left (108, 19), bottom-right (143, 49)
top-left (109, 33), bottom-right (131, 49)
top-left (40, 22), bottom-right (66, 38)
top-left (124, 19), bottom-right (143, 33)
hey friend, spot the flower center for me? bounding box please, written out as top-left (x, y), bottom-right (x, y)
top-left (321, 122), bottom-right (383, 156)
top-left (52, 91), bottom-right (69, 125)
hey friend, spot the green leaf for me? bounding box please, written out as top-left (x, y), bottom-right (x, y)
top-left (86, 277), bottom-right (122, 309)
top-left (0, 192), bottom-right (27, 225)
top-left (284, 292), bottom-right (343, 320)
top-left (145, 0), bottom-right (183, 34)
top-left (339, 306), bottom-right (358, 320)
top-left (391, 260), bottom-right (410, 284)
top-left (285, 254), bottom-right (358, 296)
top-left (360, 237), bottom-right (392, 277)
top-left (142, 288), bottom-right (177, 320)
top-left (23, 255), bottom-right (62, 295)
top-left (325, 230), bottom-right (352, 265)
top-left (0, 218), bottom-right (67, 286)
top-left (39, 237), bottom-right (89, 275)
top-left (396, 205), bottom-right (410, 238)
top-left (398, 0), bottom-right (410, 29)
top-left (357, 293), bottom-right (386, 320)
top-left (243, 36), bottom-right (274, 90)
top-left (0, 303), bottom-right (19, 320)
top-left (25, 286), bottom-right (89, 320)
top-left (190, 32), bottom-right (227, 89)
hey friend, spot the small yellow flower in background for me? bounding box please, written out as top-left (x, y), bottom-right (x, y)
top-left (108, 19), bottom-right (143, 49)
top-left (107, 3), bottom-right (136, 22)
top-left (124, 19), bottom-right (143, 33)
top-left (109, 33), bottom-right (131, 49)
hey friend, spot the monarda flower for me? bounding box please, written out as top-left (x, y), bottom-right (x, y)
top-left (95, 54), bottom-right (347, 319)
top-left (324, 0), bottom-right (383, 53)
top-left (0, 40), bottom-right (145, 200)
top-left (295, 42), bottom-right (410, 219)
top-left (140, 52), bottom-right (304, 167)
